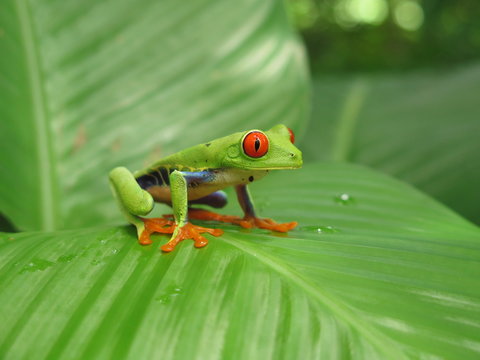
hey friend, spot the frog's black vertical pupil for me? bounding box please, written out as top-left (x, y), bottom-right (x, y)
top-left (254, 138), bottom-right (260, 152)
top-left (243, 131), bottom-right (269, 158)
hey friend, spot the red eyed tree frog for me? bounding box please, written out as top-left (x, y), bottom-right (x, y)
top-left (109, 124), bottom-right (302, 252)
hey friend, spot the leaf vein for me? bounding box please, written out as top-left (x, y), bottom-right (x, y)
top-left (15, 0), bottom-right (58, 230)
top-left (221, 234), bottom-right (408, 360)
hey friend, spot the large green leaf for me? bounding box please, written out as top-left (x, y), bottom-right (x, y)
top-left (301, 64), bottom-right (480, 224)
top-left (1, 163), bottom-right (479, 359)
top-left (0, 0), bottom-right (309, 232)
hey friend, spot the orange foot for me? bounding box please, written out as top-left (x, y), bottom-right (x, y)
top-left (139, 217), bottom-right (175, 245)
top-left (161, 223), bottom-right (223, 252)
top-left (187, 209), bottom-right (297, 233)
top-left (140, 218), bottom-right (223, 252)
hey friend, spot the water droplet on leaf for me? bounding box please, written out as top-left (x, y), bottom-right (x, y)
top-left (155, 286), bottom-right (183, 304)
top-left (316, 226), bottom-right (339, 234)
top-left (334, 193), bottom-right (355, 205)
top-left (20, 258), bottom-right (55, 273)
top-left (299, 226), bottom-right (340, 234)
top-left (57, 254), bottom-right (75, 263)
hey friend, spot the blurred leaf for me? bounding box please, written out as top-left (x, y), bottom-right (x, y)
top-left (0, 213), bottom-right (17, 233)
top-left (1, 163), bottom-right (479, 359)
top-left (0, 0), bottom-right (309, 232)
top-left (301, 64), bottom-right (480, 224)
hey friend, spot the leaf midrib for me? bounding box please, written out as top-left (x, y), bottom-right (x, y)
top-left (221, 233), bottom-right (409, 360)
top-left (15, 0), bottom-right (58, 230)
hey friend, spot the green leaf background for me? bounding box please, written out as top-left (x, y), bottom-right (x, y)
top-left (2, 164), bottom-right (480, 359)
top-left (1, 0), bottom-right (479, 359)
top-left (303, 66), bottom-right (480, 225)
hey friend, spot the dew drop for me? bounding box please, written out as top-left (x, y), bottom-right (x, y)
top-left (57, 254), bottom-right (75, 263)
top-left (299, 225), bottom-right (340, 234)
top-left (20, 258), bottom-right (55, 273)
top-left (155, 286), bottom-right (183, 304)
top-left (90, 258), bottom-right (101, 266)
top-left (156, 295), bottom-right (170, 304)
top-left (316, 226), bottom-right (339, 234)
top-left (334, 193), bottom-right (355, 205)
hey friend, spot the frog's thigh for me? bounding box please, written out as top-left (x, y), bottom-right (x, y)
top-left (109, 167), bottom-right (154, 216)
top-left (189, 191), bottom-right (227, 209)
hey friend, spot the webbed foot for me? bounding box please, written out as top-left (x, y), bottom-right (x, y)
top-left (139, 217), bottom-right (175, 245)
top-left (161, 222), bottom-right (223, 252)
top-left (187, 209), bottom-right (297, 233)
top-left (239, 215), bottom-right (297, 232)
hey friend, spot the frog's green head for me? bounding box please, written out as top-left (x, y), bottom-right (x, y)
top-left (218, 124), bottom-right (302, 170)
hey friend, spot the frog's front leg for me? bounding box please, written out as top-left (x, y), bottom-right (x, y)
top-left (109, 167), bottom-right (174, 245)
top-left (188, 184), bottom-right (297, 232)
top-left (161, 171), bottom-right (223, 252)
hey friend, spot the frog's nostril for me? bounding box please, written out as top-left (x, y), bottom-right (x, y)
top-left (290, 153), bottom-right (295, 157)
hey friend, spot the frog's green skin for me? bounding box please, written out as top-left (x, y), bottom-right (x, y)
top-left (109, 124), bottom-right (302, 251)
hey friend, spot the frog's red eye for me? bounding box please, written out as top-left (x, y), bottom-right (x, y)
top-left (242, 131), bottom-right (269, 158)
top-left (287, 127), bottom-right (295, 144)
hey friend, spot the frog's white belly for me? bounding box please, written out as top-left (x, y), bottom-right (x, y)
top-left (146, 169), bottom-right (268, 203)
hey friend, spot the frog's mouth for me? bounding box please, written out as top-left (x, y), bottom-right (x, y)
top-left (247, 165), bottom-right (303, 171)
top-left (224, 164), bottom-right (301, 171)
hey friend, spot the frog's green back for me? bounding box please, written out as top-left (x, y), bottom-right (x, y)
top-left (134, 132), bottom-right (242, 177)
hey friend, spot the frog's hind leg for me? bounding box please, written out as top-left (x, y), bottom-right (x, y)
top-left (186, 191), bottom-right (247, 225)
top-left (188, 185), bottom-right (297, 232)
top-left (189, 191), bottom-right (228, 208)
top-left (109, 167), bottom-right (174, 245)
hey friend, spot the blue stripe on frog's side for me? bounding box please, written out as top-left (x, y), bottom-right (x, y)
top-left (136, 168), bottom-right (216, 191)
top-left (136, 167), bottom-right (267, 206)
top-left (136, 168), bottom-right (225, 207)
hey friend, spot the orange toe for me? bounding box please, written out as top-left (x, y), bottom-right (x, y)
top-left (161, 222), bottom-right (223, 252)
top-left (187, 209), bottom-right (242, 223)
top-left (244, 216), bottom-right (297, 232)
top-left (139, 217), bottom-right (175, 245)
